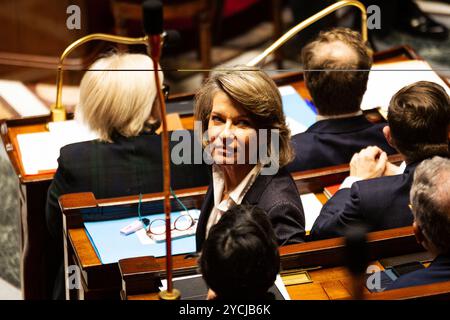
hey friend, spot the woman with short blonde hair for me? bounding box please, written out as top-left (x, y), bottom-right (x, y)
top-left (194, 66), bottom-right (305, 250)
top-left (76, 53), bottom-right (162, 142)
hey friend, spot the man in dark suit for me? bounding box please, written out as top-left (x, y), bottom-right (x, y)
top-left (387, 156), bottom-right (450, 290)
top-left (310, 81), bottom-right (450, 240)
top-left (287, 28), bottom-right (397, 173)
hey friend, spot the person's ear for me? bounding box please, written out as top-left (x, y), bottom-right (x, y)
top-left (383, 126), bottom-right (395, 148)
top-left (447, 124), bottom-right (450, 142)
top-left (150, 98), bottom-right (162, 121)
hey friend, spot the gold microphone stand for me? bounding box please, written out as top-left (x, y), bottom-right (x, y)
top-left (246, 0), bottom-right (368, 67)
top-left (51, 33), bottom-right (150, 122)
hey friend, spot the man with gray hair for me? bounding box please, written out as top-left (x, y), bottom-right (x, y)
top-left (388, 156), bottom-right (450, 290)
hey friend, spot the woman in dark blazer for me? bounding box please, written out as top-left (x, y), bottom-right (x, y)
top-left (194, 67), bottom-right (306, 251)
top-left (46, 53), bottom-right (209, 299)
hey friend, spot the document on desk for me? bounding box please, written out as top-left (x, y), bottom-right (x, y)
top-left (16, 120), bottom-right (98, 175)
top-left (0, 80), bottom-right (50, 117)
top-left (279, 85), bottom-right (317, 135)
top-left (160, 274), bottom-right (290, 300)
top-left (84, 209), bottom-right (200, 264)
top-left (361, 60), bottom-right (450, 116)
top-left (300, 193), bottom-right (323, 231)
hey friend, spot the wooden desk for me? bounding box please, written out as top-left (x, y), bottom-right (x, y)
top-left (0, 45), bottom-right (434, 299)
top-left (121, 230), bottom-right (450, 301)
top-left (59, 154), bottom-right (406, 300)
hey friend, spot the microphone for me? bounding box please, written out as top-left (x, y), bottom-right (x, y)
top-left (143, 0), bottom-right (163, 60)
top-left (143, 0), bottom-right (163, 35)
top-left (142, 1), bottom-right (180, 55)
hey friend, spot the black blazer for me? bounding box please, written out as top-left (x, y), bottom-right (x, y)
top-left (196, 167), bottom-right (306, 251)
top-left (46, 130), bottom-right (210, 299)
top-left (387, 255), bottom-right (450, 290)
top-left (310, 162), bottom-right (421, 240)
top-left (287, 115), bottom-right (397, 172)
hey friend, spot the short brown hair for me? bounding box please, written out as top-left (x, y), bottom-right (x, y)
top-left (301, 28), bottom-right (373, 115)
top-left (388, 81), bottom-right (450, 162)
top-left (194, 66), bottom-right (294, 168)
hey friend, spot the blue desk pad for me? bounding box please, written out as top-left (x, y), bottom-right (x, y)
top-left (280, 86), bottom-right (317, 133)
top-left (84, 209), bottom-right (200, 264)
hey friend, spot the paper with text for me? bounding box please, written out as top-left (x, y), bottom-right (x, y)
top-left (362, 60), bottom-right (450, 112)
top-left (16, 120), bottom-right (98, 175)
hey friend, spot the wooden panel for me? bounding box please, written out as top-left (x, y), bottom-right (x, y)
top-left (310, 266), bottom-right (349, 282)
top-left (0, 0), bottom-right (113, 56)
top-left (0, 0), bottom-right (114, 82)
top-left (68, 228), bottom-right (101, 267)
top-left (322, 280), bottom-right (352, 300)
top-left (127, 292), bottom-right (160, 300)
top-left (286, 282), bottom-right (328, 300)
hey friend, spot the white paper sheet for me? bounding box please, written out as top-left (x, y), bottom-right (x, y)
top-left (275, 274), bottom-right (291, 300)
top-left (300, 193), bottom-right (323, 232)
top-left (0, 80), bottom-right (49, 117)
top-left (16, 132), bottom-right (55, 174)
top-left (16, 120), bottom-right (98, 175)
top-left (362, 60), bottom-right (450, 112)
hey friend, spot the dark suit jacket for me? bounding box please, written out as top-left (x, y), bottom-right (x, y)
top-left (196, 167), bottom-right (306, 251)
top-left (387, 255), bottom-right (450, 290)
top-left (46, 130), bottom-right (210, 299)
top-left (287, 115), bottom-right (397, 172)
top-left (310, 162), bottom-right (420, 240)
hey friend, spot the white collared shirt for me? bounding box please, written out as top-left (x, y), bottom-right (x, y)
top-left (316, 110), bottom-right (363, 122)
top-left (205, 164), bottom-right (262, 237)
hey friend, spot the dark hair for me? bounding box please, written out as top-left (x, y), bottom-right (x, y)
top-left (301, 28), bottom-right (372, 115)
top-left (388, 81), bottom-right (450, 162)
top-left (199, 205), bottom-right (280, 300)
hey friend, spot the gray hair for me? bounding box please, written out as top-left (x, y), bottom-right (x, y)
top-left (410, 156), bottom-right (450, 254)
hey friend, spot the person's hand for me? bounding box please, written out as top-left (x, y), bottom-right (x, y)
top-left (350, 146), bottom-right (388, 179)
top-left (207, 289), bottom-right (217, 300)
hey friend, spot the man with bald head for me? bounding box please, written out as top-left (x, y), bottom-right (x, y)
top-left (387, 156), bottom-right (450, 290)
top-left (287, 28), bottom-right (396, 172)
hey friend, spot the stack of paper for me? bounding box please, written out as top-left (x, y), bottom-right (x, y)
top-left (361, 60), bottom-right (450, 117)
top-left (16, 120), bottom-right (98, 175)
top-left (300, 193), bottom-right (323, 231)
